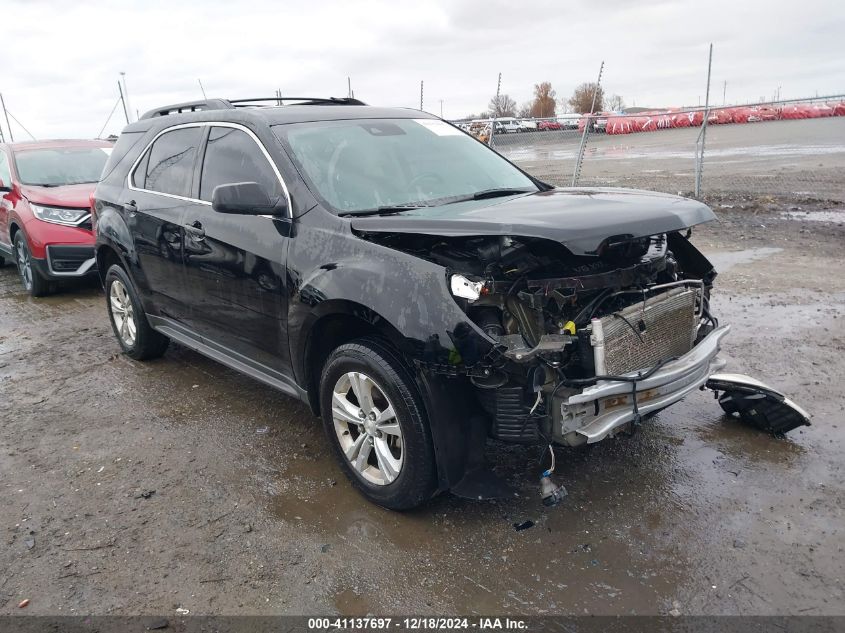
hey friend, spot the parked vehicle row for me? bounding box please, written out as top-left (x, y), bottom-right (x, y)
top-left (1, 97), bottom-right (811, 511)
top-left (455, 115), bottom-right (581, 139)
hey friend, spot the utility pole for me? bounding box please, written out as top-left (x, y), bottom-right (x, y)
top-left (117, 81), bottom-right (130, 124)
top-left (439, 99), bottom-right (444, 118)
top-left (120, 72), bottom-right (133, 123)
top-left (488, 72), bottom-right (502, 147)
top-left (347, 77), bottom-right (353, 99)
top-left (722, 80), bottom-right (726, 105)
top-left (420, 80), bottom-right (424, 111)
top-left (0, 93), bottom-right (11, 142)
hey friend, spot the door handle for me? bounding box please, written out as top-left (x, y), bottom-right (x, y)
top-left (184, 220), bottom-right (205, 239)
top-left (124, 200), bottom-right (137, 215)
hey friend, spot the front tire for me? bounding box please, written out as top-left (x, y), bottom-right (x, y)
top-left (104, 264), bottom-right (169, 360)
top-left (319, 340), bottom-right (437, 510)
top-left (14, 232), bottom-right (53, 297)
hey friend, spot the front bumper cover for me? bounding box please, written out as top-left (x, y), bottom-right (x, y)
top-left (557, 325), bottom-right (731, 443)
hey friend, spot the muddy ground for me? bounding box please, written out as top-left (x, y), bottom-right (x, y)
top-left (0, 197), bottom-right (843, 617)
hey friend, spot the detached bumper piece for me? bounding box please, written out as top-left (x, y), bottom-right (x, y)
top-left (46, 245), bottom-right (97, 277)
top-left (705, 373), bottom-right (811, 435)
top-left (557, 325), bottom-right (731, 444)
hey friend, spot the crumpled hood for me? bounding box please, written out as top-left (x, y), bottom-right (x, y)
top-left (350, 187), bottom-right (716, 255)
top-left (20, 183), bottom-right (96, 209)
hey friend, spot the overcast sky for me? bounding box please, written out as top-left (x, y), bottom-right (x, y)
top-left (2, 0), bottom-right (843, 139)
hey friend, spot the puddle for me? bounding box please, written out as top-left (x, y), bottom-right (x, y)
top-left (501, 143), bottom-right (845, 164)
top-left (334, 587), bottom-right (379, 616)
top-left (707, 247), bottom-right (782, 272)
top-left (782, 209), bottom-right (845, 224)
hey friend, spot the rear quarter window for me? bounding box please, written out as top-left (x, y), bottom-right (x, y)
top-left (100, 131), bottom-right (144, 181)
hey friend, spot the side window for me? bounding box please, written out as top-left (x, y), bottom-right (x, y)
top-left (0, 150), bottom-right (11, 186)
top-left (199, 127), bottom-right (281, 202)
top-left (135, 127), bottom-right (202, 197)
top-left (132, 150), bottom-right (150, 189)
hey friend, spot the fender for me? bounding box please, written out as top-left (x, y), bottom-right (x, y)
top-left (93, 202), bottom-right (150, 294)
top-left (287, 209), bottom-right (494, 386)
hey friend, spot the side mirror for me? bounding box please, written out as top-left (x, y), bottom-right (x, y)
top-left (211, 181), bottom-right (287, 216)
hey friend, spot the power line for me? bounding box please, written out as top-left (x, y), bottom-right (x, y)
top-left (97, 96), bottom-right (123, 139)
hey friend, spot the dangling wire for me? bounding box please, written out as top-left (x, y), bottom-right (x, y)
top-left (529, 390), bottom-right (542, 415)
top-left (541, 443), bottom-right (556, 478)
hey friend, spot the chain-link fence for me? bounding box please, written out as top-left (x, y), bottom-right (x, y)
top-left (474, 95), bottom-right (845, 201)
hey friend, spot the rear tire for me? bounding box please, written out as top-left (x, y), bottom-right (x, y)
top-left (319, 339), bottom-right (437, 510)
top-left (104, 264), bottom-right (169, 360)
top-left (14, 232), bottom-right (52, 297)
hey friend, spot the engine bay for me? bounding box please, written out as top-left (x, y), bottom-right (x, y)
top-left (361, 229), bottom-right (718, 378)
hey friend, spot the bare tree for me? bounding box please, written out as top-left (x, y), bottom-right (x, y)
top-left (488, 94), bottom-right (517, 118)
top-left (568, 82), bottom-right (605, 114)
top-left (518, 101), bottom-right (532, 118)
top-left (607, 94), bottom-right (626, 111)
top-left (530, 82), bottom-right (557, 118)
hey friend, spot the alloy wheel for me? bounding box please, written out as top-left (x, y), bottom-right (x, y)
top-left (15, 239), bottom-right (33, 291)
top-left (109, 279), bottom-right (137, 347)
top-left (331, 371), bottom-right (403, 485)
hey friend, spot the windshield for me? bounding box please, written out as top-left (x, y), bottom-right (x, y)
top-left (273, 119), bottom-right (537, 214)
top-left (14, 146), bottom-right (111, 186)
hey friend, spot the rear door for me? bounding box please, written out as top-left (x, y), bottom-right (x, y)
top-left (180, 124), bottom-right (292, 376)
top-left (127, 125), bottom-right (203, 324)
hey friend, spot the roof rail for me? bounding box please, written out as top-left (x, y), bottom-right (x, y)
top-left (229, 97), bottom-right (366, 106)
top-left (140, 99), bottom-right (234, 120)
top-left (140, 96), bottom-right (366, 119)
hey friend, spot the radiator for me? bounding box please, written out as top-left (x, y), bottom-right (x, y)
top-left (598, 287), bottom-right (698, 375)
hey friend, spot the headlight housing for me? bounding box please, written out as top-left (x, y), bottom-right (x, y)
top-left (450, 274), bottom-right (484, 302)
top-left (30, 204), bottom-right (90, 227)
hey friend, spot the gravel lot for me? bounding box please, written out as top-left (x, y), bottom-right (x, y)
top-left (497, 117), bottom-right (845, 199)
top-left (1, 197), bottom-right (843, 616)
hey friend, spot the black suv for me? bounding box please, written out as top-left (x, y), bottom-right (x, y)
top-left (93, 97), bottom-right (807, 510)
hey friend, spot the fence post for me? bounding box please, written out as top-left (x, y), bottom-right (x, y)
top-left (572, 61), bottom-right (604, 186)
top-left (694, 43), bottom-right (713, 198)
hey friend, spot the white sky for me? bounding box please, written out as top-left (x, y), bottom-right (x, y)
top-left (2, 0), bottom-right (843, 139)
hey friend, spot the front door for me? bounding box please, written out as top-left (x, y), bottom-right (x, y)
top-left (181, 125), bottom-right (292, 376)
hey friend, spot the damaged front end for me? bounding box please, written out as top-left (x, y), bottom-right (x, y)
top-left (363, 227), bottom-right (727, 447)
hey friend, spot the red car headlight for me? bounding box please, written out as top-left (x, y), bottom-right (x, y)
top-left (30, 203), bottom-right (91, 227)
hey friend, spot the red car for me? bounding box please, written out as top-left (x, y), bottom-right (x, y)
top-left (0, 139), bottom-right (112, 296)
top-left (538, 119), bottom-right (561, 131)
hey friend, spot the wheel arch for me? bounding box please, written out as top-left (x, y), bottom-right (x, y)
top-left (300, 300), bottom-right (410, 416)
top-left (8, 220), bottom-right (21, 242)
top-left (95, 242), bottom-right (127, 286)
